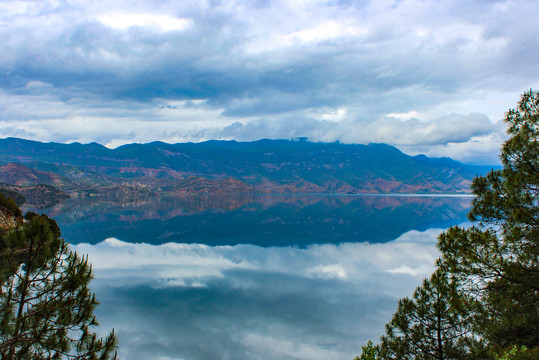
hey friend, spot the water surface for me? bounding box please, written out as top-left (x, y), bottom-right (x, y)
top-left (24, 195), bottom-right (472, 360)
top-left (28, 194), bottom-right (472, 246)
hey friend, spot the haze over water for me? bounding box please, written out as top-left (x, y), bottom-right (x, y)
top-left (24, 194), bottom-right (472, 360)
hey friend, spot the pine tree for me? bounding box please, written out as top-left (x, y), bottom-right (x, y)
top-left (438, 89), bottom-right (539, 350)
top-left (354, 340), bottom-right (380, 360)
top-left (355, 90), bottom-right (538, 360)
top-left (377, 268), bottom-right (480, 360)
top-left (0, 211), bottom-right (118, 360)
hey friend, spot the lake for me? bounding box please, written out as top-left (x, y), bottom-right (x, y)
top-left (23, 194), bottom-right (472, 360)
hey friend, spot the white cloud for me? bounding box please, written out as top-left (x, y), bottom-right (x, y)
top-left (0, 0), bottom-right (536, 164)
top-left (24, 80), bottom-right (53, 89)
top-left (74, 226), bottom-right (448, 360)
top-left (74, 227), bottom-right (443, 291)
top-left (97, 13), bottom-right (192, 32)
top-left (206, 112), bottom-right (506, 164)
top-left (352, 113), bottom-right (503, 146)
top-left (401, 133), bottom-right (506, 165)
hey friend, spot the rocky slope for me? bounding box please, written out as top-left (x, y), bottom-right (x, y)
top-left (0, 163), bottom-right (76, 189)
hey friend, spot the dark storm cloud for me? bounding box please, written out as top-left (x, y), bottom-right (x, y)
top-left (1, 0), bottom-right (534, 106)
top-left (0, 0), bottom-right (537, 163)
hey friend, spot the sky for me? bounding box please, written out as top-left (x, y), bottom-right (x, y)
top-left (1, 0), bottom-right (538, 165)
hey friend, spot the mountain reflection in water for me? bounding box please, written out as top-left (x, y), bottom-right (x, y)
top-left (24, 195), bottom-right (472, 360)
top-left (24, 194), bottom-right (472, 246)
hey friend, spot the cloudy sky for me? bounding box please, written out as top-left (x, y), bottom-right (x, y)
top-left (77, 229), bottom-right (443, 360)
top-left (1, 0), bottom-right (537, 164)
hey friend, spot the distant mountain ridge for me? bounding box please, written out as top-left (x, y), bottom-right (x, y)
top-left (0, 137), bottom-right (495, 197)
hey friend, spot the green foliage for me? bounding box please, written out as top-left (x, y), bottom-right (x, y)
top-left (0, 207), bottom-right (118, 359)
top-left (0, 188), bottom-right (25, 207)
top-left (364, 89), bottom-right (538, 359)
top-left (438, 89), bottom-right (539, 349)
top-left (493, 345), bottom-right (539, 360)
top-left (353, 340), bottom-right (380, 360)
top-left (378, 268), bottom-right (481, 360)
top-left (0, 193), bottom-right (22, 218)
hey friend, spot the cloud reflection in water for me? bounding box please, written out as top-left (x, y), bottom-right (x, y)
top-left (74, 228), bottom-right (445, 360)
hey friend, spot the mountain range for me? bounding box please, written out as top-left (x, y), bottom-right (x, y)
top-left (0, 137), bottom-right (496, 206)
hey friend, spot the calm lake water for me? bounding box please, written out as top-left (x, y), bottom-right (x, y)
top-left (24, 194), bottom-right (472, 360)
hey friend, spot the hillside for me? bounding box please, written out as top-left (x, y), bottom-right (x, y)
top-left (0, 163), bottom-right (77, 190)
top-left (0, 137), bottom-right (495, 195)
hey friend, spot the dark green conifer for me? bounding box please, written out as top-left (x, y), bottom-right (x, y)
top-left (356, 90), bottom-right (538, 360)
top-left (0, 193), bottom-right (22, 218)
top-left (438, 89), bottom-right (539, 350)
top-left (354, 340), bottom-right (380, 360)
top-left (0, 210), bottom-right (118, 359)
top-left (377, 268), bottom-right (480, 360)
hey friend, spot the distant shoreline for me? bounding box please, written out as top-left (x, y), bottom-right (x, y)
top-left (176, 192), bottom-right (476, 198)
